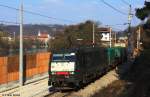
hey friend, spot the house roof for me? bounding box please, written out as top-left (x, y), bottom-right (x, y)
top-left (98, 27), bottom-right (110, 32)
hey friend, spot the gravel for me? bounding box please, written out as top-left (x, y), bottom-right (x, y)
top-left (69, 70), bottom-right (118, 97)
top-left (48, 70), bottom-right (119, 97)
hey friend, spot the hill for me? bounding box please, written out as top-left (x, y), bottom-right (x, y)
top-left (0, 24), bottom-right (65, 36)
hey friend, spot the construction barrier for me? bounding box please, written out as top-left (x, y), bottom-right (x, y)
top-left (7, 55), bottom-right (19, 82)
top-left (0, 57), bottom-right (7, 84)
top-left (25, 53), bottom-right (37, 78)
top-left (0, 52), bottom-right (51, 85)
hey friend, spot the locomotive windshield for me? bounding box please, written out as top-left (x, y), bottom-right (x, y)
top-left (51, 53), bottom-right (76, 73)
top-left (52, 53), bottom-right (76, 62)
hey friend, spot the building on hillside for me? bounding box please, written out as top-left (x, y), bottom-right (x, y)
top-left (23, 35), bottom-right (36, 40)
top-left (101, 32), bottom-right (110, 42)
top-left (118, 36), bottom-right (128, 40)
top-left (37, 31), bottom-right (54, 48)
top-left (37, 31), bottom-right (50, 42)
top-left (98, 27), bottom-right (111, 41)
top-left (114, 36), bottom-right (128, 47)
top-left (16, 30), bottom-right (54, 48)
top-left (1, 36), bottom-right (12, 41)
top-left (98, 27), bottom-right (112, 47)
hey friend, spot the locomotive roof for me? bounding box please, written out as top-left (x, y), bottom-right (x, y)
top-left (52, 46), bottom-right (106, 54)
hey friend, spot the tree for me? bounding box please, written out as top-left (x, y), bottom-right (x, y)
top-left (49, 33), bottom-right (70, 51)
top-left (64, 20), bottom-right (101, 46)
top-left (49, 20), bottom-right (102, 51)
top-left (0, 31), bottom-right (10, 55)
top-left (136, 1), bottom-right (150, 20)
top-left (135, 1), bottom-right (150, 49)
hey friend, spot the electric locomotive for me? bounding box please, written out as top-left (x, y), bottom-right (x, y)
top-left (48, 46), bottom-right (127, 89)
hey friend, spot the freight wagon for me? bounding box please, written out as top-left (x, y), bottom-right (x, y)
top-left (48, 47), bottom-right (127, 89)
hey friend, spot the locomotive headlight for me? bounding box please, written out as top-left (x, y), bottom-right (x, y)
top-left (51, 72), bottom-right (55, 74)
top-left (70, 72), bottom-right (74, 74)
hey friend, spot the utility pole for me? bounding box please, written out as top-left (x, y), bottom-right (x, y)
top-left (128, 5), bottom-right (132, 40)
top-left (128, 5), bottom-right (133, 57)
top-left (13, 32), bottom-right (15, 40)
top-left (139, 27), bottom-right (141, 49)
top-left (115, 32), bottom-right (117, 46)
top-left (19, 1), bottom-right (24, 86)
top-left (137, 27), bottom-right (141, 49)
top-left (92, 23), bottom-right (95, 47)
top-left (109, 27), bottom-right (112, 48)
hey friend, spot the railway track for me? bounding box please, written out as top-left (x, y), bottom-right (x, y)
top-left (30, 87), bottom-right (50, 97)
top-left (28, 67), bottom-right (125, 97)
top-left (43, 87), bottom-right (74, 97)
top-left (45, 91), bottom-right (73, 97)
top-left (29, 86), bottom-right (69, 97)
top-left (1, 69), bottom-right (118, 97)
top-left (43, 69), bottom-right (118, 97)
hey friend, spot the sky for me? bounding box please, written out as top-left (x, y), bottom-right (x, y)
top-left (0, 0), bottom-right (145, 30)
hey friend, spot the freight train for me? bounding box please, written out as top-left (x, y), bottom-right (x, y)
top-left (48, 46), bottom-right (127, 89)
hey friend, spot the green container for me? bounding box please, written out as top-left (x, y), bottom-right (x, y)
top-left (115, 47), bottom-right (127, 63)
top-left (107, 48), bottom-right (116, 65)
top-left (107, 47), bottom-right (127, 65)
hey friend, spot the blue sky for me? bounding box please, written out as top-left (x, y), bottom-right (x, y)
top-left (0, 0), bottom-right (145, 30)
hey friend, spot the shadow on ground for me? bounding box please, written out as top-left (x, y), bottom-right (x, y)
top-left (93, 49), bottom-right (150, 97)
